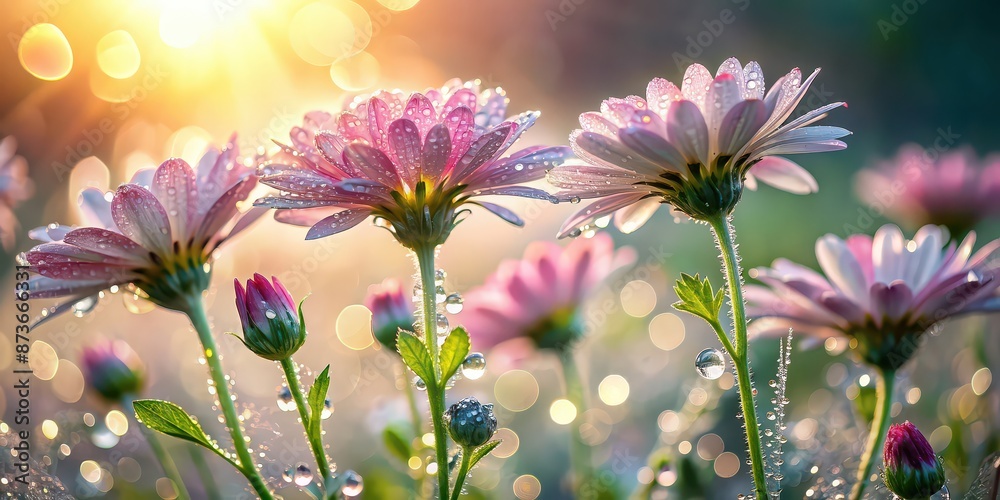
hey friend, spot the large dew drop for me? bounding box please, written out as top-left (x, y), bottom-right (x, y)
top-left (461, 353), bottom-right (486, 380)
top-left (321, 399), bottom-right (333, 419)
top-left (71, 296), bottom-right (98, 317)
top-left (694, 348), bottom-right (726, 380)
top-left (277, 386), bottom-right (296, 411)
top-left (436, 314), bottom-right (450, 336)
top-left (340, 470), bottom-right (363, 496)
top-left (444, 293), bottom-right (464, 314)
top-left (293, 462), bottom-right (313, 486)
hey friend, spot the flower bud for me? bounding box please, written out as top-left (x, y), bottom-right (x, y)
top-left (234, 274), bottom-right (305, 361)
top-left (445, 397), bottom-right (497, 449)
top-left (365, 279), bottom-right (415, 352)
top-left (81, 341), bottom-right (144, 402)
top-left (883, 421), bottom-right (946, 499)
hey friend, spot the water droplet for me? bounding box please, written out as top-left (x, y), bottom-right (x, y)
top-left (413, 376), bottom-right (426, 391)
top-left (766, 411), bottom-right (776, 421)
top-left (445, 293), bottom-right (464, 314)
top-left (321, 399), bottom-right (333, 419)
top-left (435, 269), bottom-right (447, 285)
top-left (569, 196), bottom-right (581, 204)
top-left (265, 309), bottom-right (277, 319)
top-left (436, 314), bottom-right (450, 336)
top-left (768, 379), bottom-right (777, 388)
top-left (695, 348), bottom-right (726, 380)
top-left (282, 467), bottom-right (294, 483)
top-left (435, 285), bottom-right (447, 304)
top-left (71, 296), bottom-right (98, 317)
top-left (293, 462), bottom-right (312, 486)
top-left (341, 469), bottom-right (363, 496)
top-left (277, 386), bottom-right (296, 411)
top-left (412, 283), bottom-right (422, 302)
top-left (461, 353), bottom-right (486, 380)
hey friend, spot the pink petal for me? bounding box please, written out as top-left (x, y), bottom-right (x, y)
top-left (343, 144), bottom-right (401, 188)
top-left (646, 77), bottom-right (682, 116)
top-left (617, 128), bottom-right (687, 172)
top-left (63, 228), bottom-right (147, 262)
top-left (402, 93), bottom-right (437, 139)
top-left (613, 196), bottom-right (661, 233)
top-left (387, 118), bottom-right (422, 186)
top-left (78, 188), bottom-right (114, 229)
top-left (196, 176), bottom-right (257, 245)
top-left (473, 201), bottom-right (524, 226)
top-left (571, 130), bottom-right (665, 178)
top-left (152, 158), bottom-right (198, 240)
top-left (274, 207), bottom-right (335, 227)
top-left (305, 208), bottom-right (371, 240)
top-left (717, 100), bottom-right (767, 156)
top-left (665, 100), bottom-right (709, 165)
top-left (421, 124), bottom-right (452, 179)
top-left (680, 63), bottom-right (713, 109)
top-left (816, 234), bottom-right (870, 307)
top-left (444, 106), bottom-right (476, 171)
top-left (450, 124), bottom-right (513, 183)
top-left (748, 156), bottom-right (818, 194)
top-left (557, 192), bottom-right (646, 238)
top-left (111, 184), bottom-right (172, 255)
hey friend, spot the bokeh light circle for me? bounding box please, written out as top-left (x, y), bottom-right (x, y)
top-left (330, 51), bottom-right (380, 91)
top-left (96, 31), bottom-right (141, 79)
top-left (18, 23), bottom-right (73, 81)
top-left (494, 370), bottom-right (538, 412)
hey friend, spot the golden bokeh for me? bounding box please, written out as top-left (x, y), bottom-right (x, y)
top-left (337, 304), bottom-right (375, 350)
top-left (494, 369), bottom-right (539, 412)
top-left (597, 374), bottom-right (629, 406)
top-left (648, 312), bottom-right (685, 351)
top-left (29, 340), bottom-right (59, 381)
top-left (97, 31), bottom-right (141, 79)
top-left (330, 51), bottom-right (381, 91)
top-left (548, 398), bottom-right (576, 425)
top-left (17, 23), bottom-right (73, 81)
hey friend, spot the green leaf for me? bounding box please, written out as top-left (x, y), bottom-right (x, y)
top-left (672, 273), bottom-right (724, 324)
top-left (439, 326), bottom-right (471, 386)
top-left (133, 399), bottom-right (217, 451)
top-left (382, 426), bottom-right (412, 464)
top-left (397, 332), bottom-right (435, 384)
top-left (469, 440), bottom-right (502, 468)
top-left (307, 365), bottom-right (331, 428)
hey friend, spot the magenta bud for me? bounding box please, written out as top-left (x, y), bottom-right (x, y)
top-left (81, 340), bottom-right (144, 403)
top-left (365, 279), bottom-right (415, 352)
top-left (883, 421), bottom-right (946, 499)
top-left (234, 274), bottom-right (305, 361)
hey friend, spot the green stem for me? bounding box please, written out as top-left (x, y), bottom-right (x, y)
top-left (707, 215), bottom-right (768, 500)
top-left (560, 350), bottom-right (593, 491)
top-left (188, 446), bottom-right (221, 499)
top-left (184, 298), bottom-right (274, 500)
top-left (125, 396), bottom-right (191, 500)
top-left (280, 357), bottom-right (334, 489)
top-left (415, 244), bottom-right (451, 500)
top-left (850, 368), bottom-right (895, 500)
top-left (450, 447), bottom-right (473, 500)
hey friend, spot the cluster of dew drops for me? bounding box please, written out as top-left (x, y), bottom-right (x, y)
top-left (410, 268), bottom-right (488, 391)
top-left (279, 464), bottom-right (364, 497)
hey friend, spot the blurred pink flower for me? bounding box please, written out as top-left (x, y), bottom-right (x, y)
top-left (255, 79), bottom-right (571, 249)
top-left (0, 136), bottom-right (34, 250)
top-left (25, 136), bottom-right (263, 315)
top-left (855, 145), bottom-right (1000, 235)
top-left (365, 278), bottom-right (415, 352)
top-left (548, 57), bottom-right (849, 234)
top-left (81, 339), bottom-right (144, 403)
top-left (457, 233), bottom-right (636, 351)
top-left (746, 224), bottom-right (1000, 369)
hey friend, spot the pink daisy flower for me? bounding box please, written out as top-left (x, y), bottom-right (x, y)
top-left (255, 79), bottom-right (571, 249)
top-left (25, 136), bottom-right (263, 316)
top-left (457, 233), bottom-right (636, 351)
top-left (855, 145), bottom-right (1000, 235)
top-left (746, 224), bottom-right (1000, 369)
top-left (548, 57), bottom-right (849, 235)
top-left (0, 136), bottom-right (34, 250)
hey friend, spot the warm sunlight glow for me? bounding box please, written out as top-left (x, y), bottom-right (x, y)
top-left (18, 23), bottom-right (73, 81)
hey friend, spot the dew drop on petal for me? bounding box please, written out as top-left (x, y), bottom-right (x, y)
top-left (293, 462), bottom-right (312, 486)
top-left (444, 293), bottom-right (464, 314)
top-left (461, 352), bottom-right (486, 380)
top-left (341, 470), bottom-right (363, 496)
top-left (695, 348), bottom-right (726, 380)
top-left (265, 309), bottom-right (277, 319)
top-left (72, 296), bottom-right (98, 317)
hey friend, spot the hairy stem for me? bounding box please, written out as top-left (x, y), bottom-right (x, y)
top-left (415, 244), bottom-right (451, 500)
top-left (184, 298), bottom-right (274, 499)
top-left (851, 368), bottom-right (895, 500)
top-left (450, 447), bottom-right (473, 500)
top-left (280, 357), bottom-right (334, 488)
top-left (401, 363), bottom-right (426, 495)
top-left (707, 215), bottom-right (768, 500)
top-left (125, 396), bottom-right (191, 500)
top-left (560, 350), bottom-right (593, 492)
